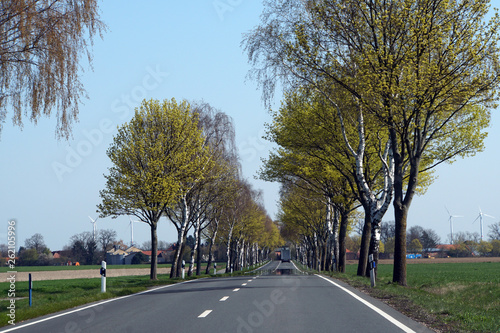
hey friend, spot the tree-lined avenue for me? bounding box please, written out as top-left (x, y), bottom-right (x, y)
top-left (0, 262), bottom-right (433, 333)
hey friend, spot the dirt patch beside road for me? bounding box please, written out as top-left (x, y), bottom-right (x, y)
top-left (1, 267), bottom-right (172, 282)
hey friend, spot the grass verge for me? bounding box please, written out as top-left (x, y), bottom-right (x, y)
top-left (325, 262), bottom-right (500, 333)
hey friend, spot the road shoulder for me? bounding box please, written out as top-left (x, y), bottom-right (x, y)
top-left (315, 274), bottom-right (436, 333)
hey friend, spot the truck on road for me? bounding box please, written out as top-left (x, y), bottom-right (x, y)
top-left (280, 247), bottom-right (291, 262)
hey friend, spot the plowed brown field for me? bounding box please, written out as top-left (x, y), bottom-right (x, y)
top-left (0, 267), bottom-right (172, 282)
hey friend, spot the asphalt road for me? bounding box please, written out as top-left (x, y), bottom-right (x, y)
top-left (1, 261), bottom-right (434, 333)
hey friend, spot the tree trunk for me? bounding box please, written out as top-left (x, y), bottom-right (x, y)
top-left (188, 211), bottom-right (201, 277)
top-left (393, 201), bottom-right (408, 286)
top-left (149, 222), bottom-right (158, 280)
top-left (171, 196), bottom-right (189, 278)
top-left (196, 228), bottom-right (202, 276)
top-left (332, 207), bottom-right (339, 271)
top-left (338, 210), bottom-right (349, 273)
top-left (367, 220), bottom-right (381, 277)
top-left (357, 212), bottom-right (371, 277)
top-left (390, 127), bottom-right (420, 286)
top-left (205, 218), bottom-right (219, 274)
top-left (225, 224), bottom-right (234, 273)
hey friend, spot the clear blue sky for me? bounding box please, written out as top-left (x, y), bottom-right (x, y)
top-left (0, 1), bottom-right (499, 251)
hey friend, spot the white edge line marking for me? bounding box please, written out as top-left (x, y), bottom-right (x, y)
top-left (198, 310), bottom-right (212, 318)
top-left (274, 261), bottom-right (281, 272)
top-left (290, 260), bottom-right (304, 273)
top-left (0, 279), bottom-right (197, 332)
top-left (315, 274), bottom-right (416, 333)
top-left (233, 288), bottom-right (240, 291)
top-left (220, 296), bottom-right (229, 301)
top-left (247, 260), bottom-right (273, 273)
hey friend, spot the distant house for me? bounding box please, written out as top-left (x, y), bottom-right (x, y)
top-left (428, 244), bottom-right (459, 258)
top-left (158, 251), bottom-right (172, 263)
top-left (141, 250), bottom-right (167, 263)
top-left (51, 250), bottom-right (72, 265)
top-left (125, 246), bottom-right (143, 254)
top-left (345, 249), bottom-right (358, 260)
top-left (106, 246), bottom-right (143, 265)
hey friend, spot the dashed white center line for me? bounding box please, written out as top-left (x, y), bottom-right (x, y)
top-left (198, 310), bottom-right (212, 318)
top-left (242, 283), bottom-right (247, 286)
top-left (247, 279), bottom-right (253, 282)
top-left (220, 296), bottom-right (229, 301)
top-left (233, 288), bottom-right (240, 292)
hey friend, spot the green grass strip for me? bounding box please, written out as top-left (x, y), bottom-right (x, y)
top-left (327, 262), bottom-right (500, 333)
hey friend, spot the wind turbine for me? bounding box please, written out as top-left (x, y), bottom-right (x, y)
top-left (445, 206), bottom-right (462, 244)
top-left (88, 216), bottom-right (98, 242)
top-left (129, 218), bottom-right (140, 247)
top-left (473, 207), bottom-right (495, 240)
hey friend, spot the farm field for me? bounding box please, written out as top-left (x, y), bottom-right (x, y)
top-left (346, 256), bottom-right (500, 265)
top-left (332, 258), bottom-right (500, 332)
top-left (0, 275), bottom-right (182, 327)
top-left (0, 263), bottom-right (227, 281)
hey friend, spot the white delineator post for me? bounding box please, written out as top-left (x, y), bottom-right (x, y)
top-left (369, 254), bottom-right (376, 287)
top-left (100, 261), bottom-right (106, 293)
top-left (182, 260), bottom-right (185, 279)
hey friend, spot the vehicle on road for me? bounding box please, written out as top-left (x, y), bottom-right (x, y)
top-left (280, 246), bottom-right (291, 262)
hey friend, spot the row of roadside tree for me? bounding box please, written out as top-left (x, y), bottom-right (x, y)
top-left (244, 0), bottom-right (500, 285)
top-left (96, 99), bottom-right (282, 280)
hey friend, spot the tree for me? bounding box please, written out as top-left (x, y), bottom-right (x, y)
top-left (244, 0), bottom-right (500, 285)
top-left (408, 239), bottom-right (423, 254)
top-left (24, 233), bottom-right (48, 254)
top-left (97, 98), bottom-right (210, 280)
top-left (260, 86), bottom-right (393, 276)
top-left (277, 181), bottom-right (328, 271)
top-left (18, 247), bottom-right (38, 266)
top-left (380, 222), bottom-right (396, 244)
top-left (180, 102), bottom-right (238, 277)
top-left (0, 0), bottom-right (106, 139)
top-left (478, 241), bottom-right (493, 256)
top-left (97, 229), bottom-right (117, 257)
top-left (69, 231), bottom-right (98, 265)
top-left (385, 237), bottom-right (395, 255)
top-left (420, 229), bottom-right (440, 253)
top-left (488, 222), bottom-right (500, 241)
top-left (491, 240), bottom-right (500, 257)
top-left (345, 234), bottom-right (361, 256)
top-left (131, 252), bottom-right (149, 265)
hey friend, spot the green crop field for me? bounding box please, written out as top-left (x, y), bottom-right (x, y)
top-left (0, 274), bottom-right (181, 327)
top-left (331, 262), bottom-right (500, 332)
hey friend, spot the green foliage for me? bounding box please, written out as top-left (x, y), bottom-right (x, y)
top-left (246, 0), bottom-right (500, 285)
top-left (131, 252), bottom-right (149, 265)
top-left (98, 98), bottom-right (211, 222)
top-left (408, 239), bottom-right (423, 253)
top-left (18, 248), bottom-right (39, 266)
top-left (97, 98), bottom-right (212, 280)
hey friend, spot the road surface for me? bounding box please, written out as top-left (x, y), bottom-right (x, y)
top-left (1, 261), bottom-right (434, 332)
